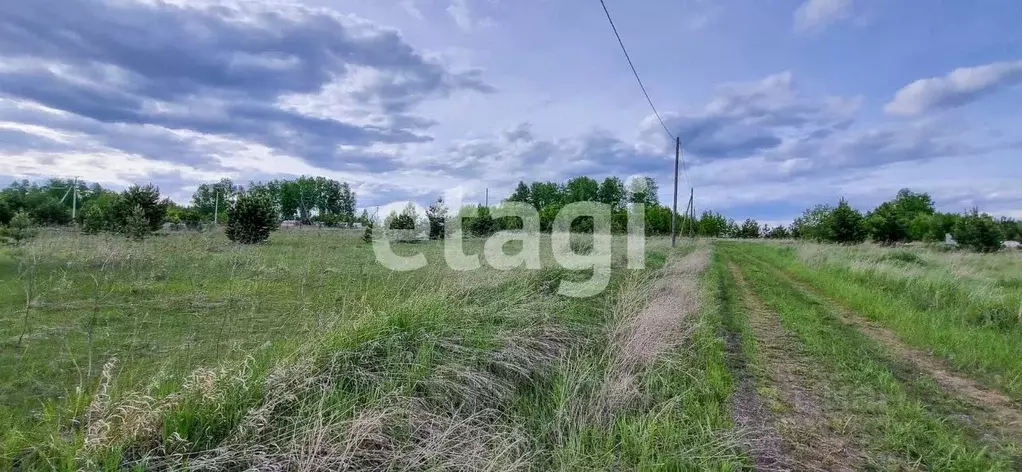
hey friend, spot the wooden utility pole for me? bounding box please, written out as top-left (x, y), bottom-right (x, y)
top-left (71, 177), bottom-right (78, 221)
top-left (213, 190), bottom-right (220, 226)
top-left (688, 188), bottom-right (695, 238)
top-left (671, 137), bottom-right (680, 247)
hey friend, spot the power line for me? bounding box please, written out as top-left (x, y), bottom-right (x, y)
top-left (597, 0), bottom-right (691, 189)
top-left (598, 0), bottom-right (674, 141)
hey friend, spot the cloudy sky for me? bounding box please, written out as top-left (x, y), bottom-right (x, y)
top-left (1, 0), bottom-right (1020, 224)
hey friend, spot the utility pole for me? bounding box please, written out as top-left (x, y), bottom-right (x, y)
top-left (485, 188), bottom-right (489, 207)
top-left (71, 177), bottom-right (78, 221)
top-left (671, 137), bottom-right (680, 248)
top-left (690, 188), bottom-right (696, 238)
top-left (213, 190), bottom-right (219, 226)
top-left (687, 188), bottom-right (695, 238)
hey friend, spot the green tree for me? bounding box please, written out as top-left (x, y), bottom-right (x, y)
top-left (226, 194), bottom-right (279, 244)
top-left (470, 205), bottom-right (496, 236)
top-left (953, 209), bottom-right (1004, 252)
top-left (506, 181), bottom-right (532, 205)
top-left (893, 189), bottom-right (935, 218)
top-left (191, 178), bottom-right (241, 222)
top-left (0, 198), bottom-right (13, 226)
top-left (426, 197), bottom-right (448, 240)
top-left (628, 177), bottom-right (659, 206)
top-left (597, 177), bottom-right (626, 209)
top-left (539, 203), bottom-right (563, 232)
top-left (81, 205), bottom-right (108, 234)
top-left (358, 209), bottom-right (372, 227)
top-left (114, 184), bottom-right (169, 234)
top-left (766, 225), bottom-right (791, 239)
top-left (998, 217), bottom-right (1020, 241)
top-left (737, 219), bottom-right (761, 238)
top-left (29, 196), bottom-right (71, 226)
top-left (385, 203), bottom-right (419, 231)
top-left (792, 204), bottom-right (834, 241)
top-left (696, 211), bottom-right (726, 237)
top-left (829, 199), bottom-right (867, 244)
top-left (529, 182), bottom-right (562, 211)
top-left (123, 205), bottom-right (151, 241)
top-left (866, 201), bottom-right (908, 244)
top-left (0, 211), bottom-right (37, 244)
top-left (563, 176), bottom-right (599, 203)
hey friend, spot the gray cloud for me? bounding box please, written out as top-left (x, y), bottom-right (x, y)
top-left (0, 0), bottom-right (491, 169)
top-left (885, 60), bottom-right (1022, 116)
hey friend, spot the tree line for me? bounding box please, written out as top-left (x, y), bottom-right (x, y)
top-left (378, 176), bottom-right (697, 239)
top-left (386, 179), bottom-right (1018, 254)
top-left (2, 175), bottom-right (1017, 252)
top-left (0, 176), bottom-right (361, 243)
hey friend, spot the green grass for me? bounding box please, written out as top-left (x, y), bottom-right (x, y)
top-left (740, 241), bottom-right (1022, 400)
top-left (8, 232), bottom-right (1020, 470)
top-left (1, 229), bottom-right (748, 470)
top-left (720, 242), bottom-right (1015, 470)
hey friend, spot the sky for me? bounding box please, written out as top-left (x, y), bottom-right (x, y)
top-left (0, 0), bottom-right (1020, 225)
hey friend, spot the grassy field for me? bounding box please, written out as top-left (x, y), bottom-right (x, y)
top-left (2, 231), bottom-right (1021, 470)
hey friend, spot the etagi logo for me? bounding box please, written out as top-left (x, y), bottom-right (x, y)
top-left (372, 188), bottom-right (647, 298)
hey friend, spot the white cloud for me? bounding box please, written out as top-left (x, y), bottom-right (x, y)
top-left (793, 0), bottom-right (853, 33)
top-left (884, 60), bottom-right (1022, 116)
top-left (446, 0), bottom-right (494, 32)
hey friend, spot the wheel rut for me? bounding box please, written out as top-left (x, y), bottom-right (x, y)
top-left (728, 263), bottom-right (865, 471)
top-left (752, 257), bottom-right (1022, 447)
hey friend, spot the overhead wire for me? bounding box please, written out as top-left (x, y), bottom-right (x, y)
top-left (597, 0), bottom-right (691, 188)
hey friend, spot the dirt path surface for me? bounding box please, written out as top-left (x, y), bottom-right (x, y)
top-left (726, 328), bottom-right (792, 472)
top-left (756, 260), bottom-right (1022, 446)
top-left (729, 264), bottom-right (865, 472)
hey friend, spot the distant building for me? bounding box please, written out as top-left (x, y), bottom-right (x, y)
top-left (1005, 240), bottom-right (1021, 249)
top-left (281, 220), bottom-right (301, 228)
top-left (945, 233), bottom-right (958, 246)
top-left (352, 222), bottom-right (363, 229)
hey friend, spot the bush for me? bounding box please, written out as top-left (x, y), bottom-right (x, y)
top-left (426, 197), bottom-right (448, 240)
top-left (0, 198), bottom-right (14, 226)
top-left (470, 206), bottom-right (496, 237)
top-left (29, 196), bottom-right (71, 226)
top-left (123, 205), bottom-right (151, 241)
top-left (226, 194), bottom-right (279, 244)
top-left (881, 250), bottom-right (925, 265)
top-left (0, 212), bottom-right (37, 244)
top-left (114, 184), bottom-right (169, 233)
top-left (81, 205), bottom-right (108, 234)
top-left (952, 210), bottom-right (1004, 253)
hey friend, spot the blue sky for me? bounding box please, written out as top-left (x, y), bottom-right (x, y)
top-left (1, 0), bottom-right (1020, 225)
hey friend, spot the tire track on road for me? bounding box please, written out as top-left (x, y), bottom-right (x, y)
top-left (728, 263), bottom-right (865, 471)
top-left (748, 256), bottom-right (1022, 448)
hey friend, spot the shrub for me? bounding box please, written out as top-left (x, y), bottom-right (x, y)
top-left (470, 206), bottom-right (496, 237)
top-left (81, 205), bottom-right (108, 234)
top-left (363, 223), bottom-right (373, 243)
top-left (952, 210), bottom-right (1004, 253)
top-left (114, 184), bottom-right (169, 233)
top-left (123, 205), bottom-right (151, 241)
top-left (0, 211), bottom-right (37, 244)
top-left (226, 194), bottom-right (279, 244)
top-left (29, 196), bottom-right (72, 226)
top-left (881, 250), bottom-right (924, 265)
top-left (426, 197), bottom-right (448, 240)
top-left (0, 198), bottom-right (14, 226)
